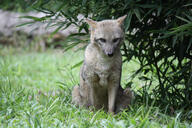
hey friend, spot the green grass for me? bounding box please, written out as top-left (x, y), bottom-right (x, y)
top-left (0, 46), bottom-right (191, 127)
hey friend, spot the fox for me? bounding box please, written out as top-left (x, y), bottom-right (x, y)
top-left (72, 15), bottom-right (134, 114)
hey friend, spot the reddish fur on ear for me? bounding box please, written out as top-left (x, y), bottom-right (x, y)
top-left (116, 15), bottom-right (127, 25)
top-left (85, 18), bottom-right (97, 29)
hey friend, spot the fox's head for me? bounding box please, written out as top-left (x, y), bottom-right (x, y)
top-left (85, 15), bottom-right (126, 57)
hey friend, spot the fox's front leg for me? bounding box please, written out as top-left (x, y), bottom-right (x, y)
top-left (87, 73), bottom-right (100, 108)
top-left (108, 74), bottom-right (120, 114)
top-left (108, 85), bottom-right (119, 114)
top-left (90, 86), bottom-right (96, 107)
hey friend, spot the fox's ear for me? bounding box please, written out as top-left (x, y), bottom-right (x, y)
top-left (85, 18), bottom-right (97, 29)
top-left (116, 15), bottom-right (127, 25)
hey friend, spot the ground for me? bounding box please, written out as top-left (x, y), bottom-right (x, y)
top-left (0, 46), bottom-right (190, 127)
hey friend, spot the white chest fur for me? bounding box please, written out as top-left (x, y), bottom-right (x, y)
top-left (87, 51), bottom-right (114, 86)
top-left (95, 57), bottom-right (114, 86)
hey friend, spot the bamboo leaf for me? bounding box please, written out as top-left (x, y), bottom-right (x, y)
top-left (16, 21), bottom-right (35, 27)
top-left (134, 8), bottom-right (141, 21)
top-left (172, 36), bottom-right (178, 48)
top-left (71, 60), bottom-right (83, 69)
top-left (176, 16), bottom-right (191, 23)
top-left (125, 11), bottom-right (132, 32)
top-left (20, 16), bottom-right (47, 21)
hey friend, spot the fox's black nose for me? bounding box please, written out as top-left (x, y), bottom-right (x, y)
top-left (107, 53), bottom-right (113, 57)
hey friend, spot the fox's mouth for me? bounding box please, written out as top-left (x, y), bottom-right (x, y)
top-left (104, 50), bottom-right (114, 57)
top-left (107, 53), bottom-right (113, 57)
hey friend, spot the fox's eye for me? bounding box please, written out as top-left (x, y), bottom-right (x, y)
top-left (113, 38), bottom-right (121, 43)
top-left (98, 38), bottom-right (106, 43)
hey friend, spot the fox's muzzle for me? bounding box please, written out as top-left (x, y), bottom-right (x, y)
top-left (104, 48), bottom-right (114, 57)
top-left (107, 52), bottom-right (113, 57)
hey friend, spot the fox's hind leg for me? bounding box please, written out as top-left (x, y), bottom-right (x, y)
top-left (72, 85), bottom-right (82, 106)
top-left (115, 87), bottom-right (135, 113)
top-left (72, 85), bottom-right (91, 108)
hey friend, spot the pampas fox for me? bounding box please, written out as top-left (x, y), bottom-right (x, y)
top-left (72, 15), bottom-right (134, 114)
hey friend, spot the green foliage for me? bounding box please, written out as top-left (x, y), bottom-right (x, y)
top-left (19, 0), bottom-right (192, 111)
top-left (0, 0), bottom-right (34, 12)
